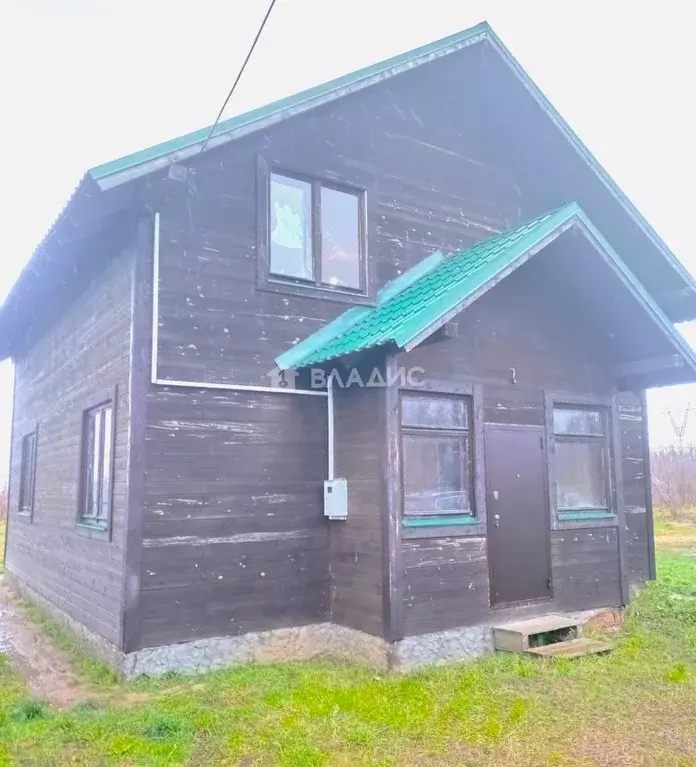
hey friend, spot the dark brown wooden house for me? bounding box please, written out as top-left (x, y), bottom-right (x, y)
top-left (2, 22), bottom-right (695, 673)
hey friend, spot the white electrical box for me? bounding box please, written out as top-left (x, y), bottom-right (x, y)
top-left (324, 478), bottom-right (348, 520)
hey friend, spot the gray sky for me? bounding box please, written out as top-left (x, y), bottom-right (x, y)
top-left (1, 0), bottom-right (695, 484)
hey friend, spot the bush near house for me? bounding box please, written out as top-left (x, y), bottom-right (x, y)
top-left (651, 445), bottom-right (696, 513)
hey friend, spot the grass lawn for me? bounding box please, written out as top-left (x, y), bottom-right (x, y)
top-left (0, 542), bottom-right (695, 764)
top-left (0, 520), bottom-right (5, 573)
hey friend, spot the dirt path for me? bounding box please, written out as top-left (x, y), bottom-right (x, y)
top-left (0, 577), bottom-right (92, 708)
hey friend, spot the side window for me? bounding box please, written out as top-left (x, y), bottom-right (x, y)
top-left (401, 394), bottom-right (474, 518)
top-left (79, 401), bottom-right (114, 530)
top-left (553, 407), bottom-right (610, 516)
top-left (266, 170), bottom-right (366, 294)
top-left (18, 430), bottom-right (38, 517)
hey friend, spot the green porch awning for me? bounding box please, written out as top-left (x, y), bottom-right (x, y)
top-left (275, 203), bottom-right (696, 375)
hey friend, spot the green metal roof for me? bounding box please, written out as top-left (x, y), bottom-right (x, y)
top-left (89, 23), bottom-right (489, 184)
top-left (3, 20), bottom-right (696, 360)
top-left (275, 204), bottom-right (696, 373)
top-left (40, 21), bottom-right (696, 325)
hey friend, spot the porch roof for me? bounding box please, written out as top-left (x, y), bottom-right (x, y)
top-left (275, 203), bottom-right (696, 374)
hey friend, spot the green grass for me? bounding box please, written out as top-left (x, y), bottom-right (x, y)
top-left (1, 548), bottom-right (696, 764)
top-left (0, 520), bottom-right (5, 573)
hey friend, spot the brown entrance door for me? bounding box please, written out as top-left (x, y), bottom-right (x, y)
top-left (485, 424), bottom-right (552, 606)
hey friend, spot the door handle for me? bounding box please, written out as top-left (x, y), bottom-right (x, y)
top-left (493, 513), bottom-right (500, 528)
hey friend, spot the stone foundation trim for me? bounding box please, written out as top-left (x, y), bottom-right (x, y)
top-left (126, 622), bottom-right (391, 677)
top-left (393, 626), bottom-right (494, 670)
top-left (4, 573), bottom-right (624, 677)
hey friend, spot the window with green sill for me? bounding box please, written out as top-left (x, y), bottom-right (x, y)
top-left (79, 401), bottom-right (114, 530)
top-left (401, 393), bottom-right (477, 528)
top-left (553, 406), bottom-right (615, 521)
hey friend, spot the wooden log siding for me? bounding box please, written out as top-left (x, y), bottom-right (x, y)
top-left (136, 45), bottom-right (541, 648)
top-left (138, 386), bottom-right (330, 649)
top-left (393, 247), bottom-right (637, 632)
top-left (551, 528), bottom-right (622, 610)
top-left (153, 43), bottom-right (538, 390)
top-left (402, 537), bottom-right (489, 636)
top-left (618, 391), bottom-right (653, 583)
top-left (330, 379), bottom-right (386, 636)
top-left (5, 247), bottom-right (134, 647)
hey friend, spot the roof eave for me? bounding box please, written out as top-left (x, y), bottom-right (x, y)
top-left (484, 28), bottom-right (696, 317)
top-left (89, 23), bottom-right (491, 191)
top-left (572, 211), bottom-right (696, 379)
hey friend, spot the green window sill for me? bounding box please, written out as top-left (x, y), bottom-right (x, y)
top-left (403, 515), bottom-right (478, 528)
top-left (557, 509), bottom-right (616, 522)
top-left (78, 520), bottom-right (107, 528)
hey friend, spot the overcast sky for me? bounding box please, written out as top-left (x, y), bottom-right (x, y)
top-left (1, 0), bottom-right (695, 486)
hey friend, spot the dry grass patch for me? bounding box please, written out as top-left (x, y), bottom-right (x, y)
top-left (654, 506), bottom-right (696, 549)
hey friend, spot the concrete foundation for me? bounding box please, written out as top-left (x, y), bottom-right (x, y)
top-left (125, 623), bottom-right (392, 677)
top-left (392, 625), bottom-right (493, 669)
top-left (5, 573), bottom-right (623, 678)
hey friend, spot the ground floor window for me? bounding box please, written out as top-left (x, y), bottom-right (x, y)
top-left (19, 430), bottom-right (37, 517)
top-left (79, 401), bottom-right (114, 529)
top-left (401, 394), bottom-right (474, 519)
top-left (553, 406), bottom-right (611, 517)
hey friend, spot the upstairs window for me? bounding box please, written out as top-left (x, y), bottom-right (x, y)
top-left (79, 401), bottom-right (114, 530)
top-left (269, 172), bottom-right (365, 292)
top-left (19, 431), bottom-right (37, 517)
top-left (553, 407), bottom-right (610, 514)
top-left (401, 394), bottom-right (474, 519)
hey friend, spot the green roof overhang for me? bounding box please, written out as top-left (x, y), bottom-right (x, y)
top-left (275, 203), bottom-right (696, 381)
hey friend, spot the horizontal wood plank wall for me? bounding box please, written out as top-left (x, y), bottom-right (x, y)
top-left (551, 528), bottom-right (622, 610)
top-left (6, 248), bottom-right (133, 647)
top-left (404, 254), bottom-right (616, 396)
top-left (618, 391), bottom-right (652, 583)
top-left (138, 386), bottom-right (330, 648)
top-left (143, 45), bottom-right (538, 649)
top-left (154, 43), bottom-right (538, 388)
top-left (330, 378), bottom-right (385, 636)
top-left (396, 252), bottom-right (625, 634)
top-left (402, 537), bottom-right (489, 636)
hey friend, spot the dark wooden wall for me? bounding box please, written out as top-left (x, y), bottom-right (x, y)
top-left (137, 385), bottom-right (330, 649)
top-left (331, 367), bottom-right (386, 636)
top-left (139, 40), bottom-right (657, 647)
top-left (4, 32), bottom-right (660, 652)
top-left (137, 42), bottom-right (537, 648)
top-left (551, 529), bottom-right (622, 611)
top-left (154, 42), bottom-right (537, 389)
top-left (392, 249), bottom-right (647, 636)
top-left (618, 391), bottom-right (654, 583)
top-left (402, 537), bottom-right (489, 636)
top-left (6, 247), bottom-right (133, 647)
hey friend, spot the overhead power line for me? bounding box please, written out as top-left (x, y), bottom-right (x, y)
top-left (200, 0), bottom-right (279, 153)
